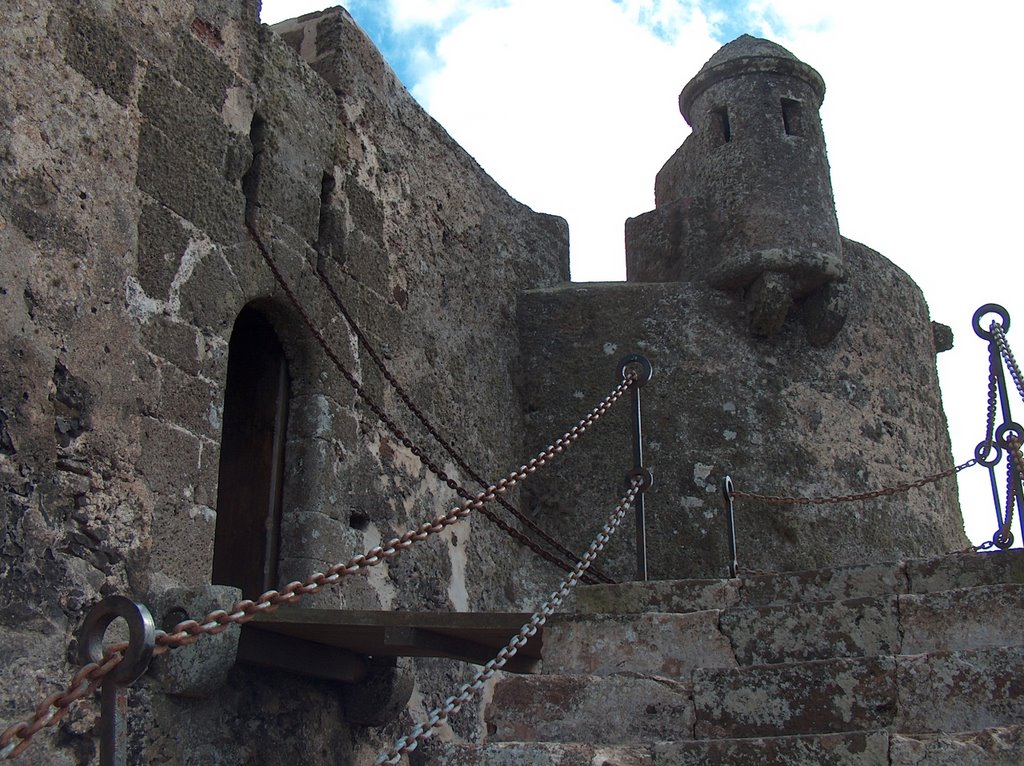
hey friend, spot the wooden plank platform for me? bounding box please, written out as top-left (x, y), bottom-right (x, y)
top-left (242, 609), bottom-right (542, 678)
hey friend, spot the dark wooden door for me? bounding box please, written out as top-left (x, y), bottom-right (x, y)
top-left (213, 306), bottom-right (289, 599)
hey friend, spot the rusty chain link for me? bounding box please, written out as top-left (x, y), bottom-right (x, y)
top-left (731, 459), bottom-right (977, 506)
top-left (307, 238), bottom-right (614, 584)
top-left (248, 223), bottom-right (609, 584)
top-left (0, 367), bottom-right (634, 759)
top-left (375, 475), bottom-right (646, 764)
top-left (0, 647), bottom-right (126, 759)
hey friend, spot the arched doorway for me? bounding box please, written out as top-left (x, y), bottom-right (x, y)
top-left (212, 305), bottom-right (290, 598)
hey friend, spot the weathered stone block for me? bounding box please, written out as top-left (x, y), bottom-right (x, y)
top-left (890, 726), bottom-right (1024, 766)
top-left (146, 584), bottom-right (242, 697)
top-left (137, 417), bottom-right (202, 497)
top-left (157, 361), bottom-right (221, 440)
top-left (425, 742), bottom-right (653, 765)
top-left (58, 8), bottom-right (137, 106)
top-left (141, 317), bottom-right (202, 376)
top-left (177, 247), bottom-right (245, 334)
top-left (280, 510), bottom-right (363, 563)
top-left (487, 674), bottom-right (693, 744)
top-left (719, 596), bottom-right (899, 665)
top-left (906, 550), bottom-right (1024, 594)
top-left (543, 611), bottom-right (736, 677)
top-left (139, 66), bottom-right (230, 170)
top-left (137, 202), bottom-right (191, 299)
top-left (654, 731), bottom-right (890, 766)
top-left (575, 578), bottom-right (740, 615)
top-left (741, 561), bottom-right (906, 606)
top-left (897, 646), bottom-right (1024, 734)
top-left (137, 124), bottom-right (244, 243)
top-left (693, 657), bottom-right (897, 738)
top-left (174, 32), bottom-right (234, 109)
top-left (899, 584), bottom-right (1024, 654)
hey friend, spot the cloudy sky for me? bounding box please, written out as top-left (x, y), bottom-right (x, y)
top-left (260, 0), bottom-right (1023, 547)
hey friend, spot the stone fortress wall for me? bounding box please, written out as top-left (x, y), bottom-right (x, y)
top-left (0, 3), bottom-right (967, 764)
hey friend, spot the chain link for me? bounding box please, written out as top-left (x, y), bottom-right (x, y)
top-left (0, 374), bottom-right (634, 759)
top-left (993, 324), bottom-right (1024, 405)
top-left (375, 477), bottom-right (644, 764)
top-left (732, 459), bottom-right (977, 506)
top-left (248, 223), bottom-right (609, 584)
top-left (0, 650), bottom-right (123, 758)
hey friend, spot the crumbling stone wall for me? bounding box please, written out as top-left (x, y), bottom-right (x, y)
top-left (0, 2), bottom-right (567, 762)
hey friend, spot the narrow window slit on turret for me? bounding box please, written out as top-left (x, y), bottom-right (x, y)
top-left (781, 98), bottom-right (802, 136)
top-left (713, 107), bottom-right (732, 143)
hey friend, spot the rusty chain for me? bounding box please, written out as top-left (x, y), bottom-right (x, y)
top-left (731, 459), bottom-right (977, 506)
top-left (375, 475), bottom-right (646, 764)
top-left (0, 367), bottom-right (635, 759)
top-left (248, 223), bottom-right (608, 585)
top-left (308, 239), bottom-right (614, 584)
top-left (0, 647), bottom-right (126, 759)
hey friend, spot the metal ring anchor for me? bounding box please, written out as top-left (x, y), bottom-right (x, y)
top-left (626, 466), bottom-right (654, 492)
top-left (973, 303), bottom-right (1010, 340)
top-left (975, 439), bottom-right (1003, 468)
top-left (79, 596), bottom-right (157, 685)
top-left (618, 354), bottom-right (653, 387)
top-left (996, 421), bottom-right (1024, 447)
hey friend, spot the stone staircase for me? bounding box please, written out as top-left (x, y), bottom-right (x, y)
top-left (425, 550), bottom-right (1024, 765)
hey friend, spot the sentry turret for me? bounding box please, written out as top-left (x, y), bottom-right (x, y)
top-left (627, 35), bottom-right (847, 344)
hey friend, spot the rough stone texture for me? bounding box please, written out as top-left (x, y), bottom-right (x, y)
top-left (740, 561), bottom-right (907, 605)
top-left (486, 674), bottom-right (694, 744)
top-left (720, 596), bottom-right (900, 665)
top-left (890, 726), bottom-right (1024, 766)
top-left (0, 8), bottom-right (989, 763)
top-left (543, 611), bottom-right (737, 677)
top-left (906, 548), bottom-right (1024, 593)
top-left (0, 2), bottom-right (567, 762)
top-left (424, 742), bottom-right (654, 766)
top-left (146, 584), bottom-right (243, 697)
top-left (629, 36), bottom-right (845, 341)
top-left (654, 731), bottom-right (890, 766)
top-left (692, 657), bottom-right (897, 738)
top-left (518, 243), bottom-right (964, 582)
top-left (574, 578), bottom-right (740, 615)
top-left (899, 584), bottom-right (1024, 654)
top-left (897, 646), bottom-right (1024, 734)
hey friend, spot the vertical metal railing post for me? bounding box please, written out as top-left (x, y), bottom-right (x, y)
top-left (721, 476), bottom-right (738, 578)
top-left (619, 354), bottom-right (653, 581)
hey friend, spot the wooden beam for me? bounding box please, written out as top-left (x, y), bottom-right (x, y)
top-left (238, 625), bottom-right (368, 683)
top-left (248, 609), bottom-right (543, 673)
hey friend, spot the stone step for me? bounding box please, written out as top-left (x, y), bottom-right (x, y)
top-left (484, 674), bottom-right (692, 745)
top-left (422, 742), bottom-right (652, 765)
top-left (897, 645), bottom-right (1024, 734)
top-left (542, 611), bottom-right (737, 677)
top-left (694, 645), bottom-right (1024, 739)
top-left (693, 656), bottom-right (897, 739)
top-left (574, 550), bottom-right (1024, 615)
top-left (424, 726), bottom-right (1024, 766)
top-left (653, 730), bottom-right (889, 765)
top-left (549, 583), bottom-right (1024, 674)
top-left (890, 725), bottom-right (1024, 766)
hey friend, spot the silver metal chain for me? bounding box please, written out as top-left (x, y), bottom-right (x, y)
top-left (374, 477), bottom-right (644, 765)
top-left (993, 323), bottom-right (1024, 405)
